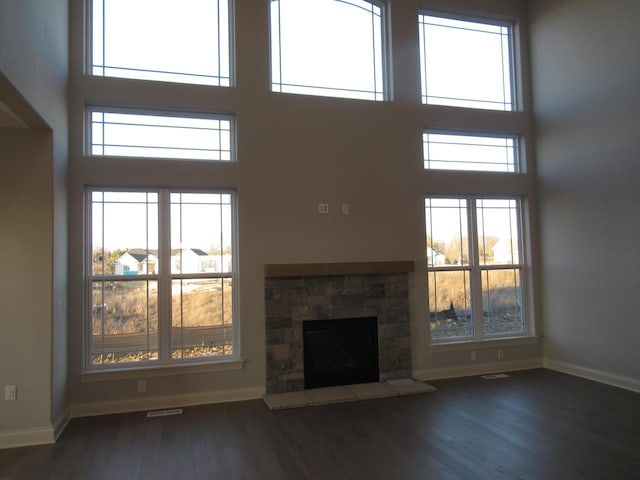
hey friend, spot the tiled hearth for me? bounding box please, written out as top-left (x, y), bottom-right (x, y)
top-left (264, 261), bottom-right (414, 394)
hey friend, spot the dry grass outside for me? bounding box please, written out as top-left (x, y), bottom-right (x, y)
top-left (429, 268), bottom-right (523, 338)
top-left (91, 278), bottom-right (234, 365)
top-left (92, 343), bottom-right (234, 365)
top-left (92, 279), bottom-right (232, 335)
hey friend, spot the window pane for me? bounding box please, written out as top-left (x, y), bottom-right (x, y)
top-left (91, 0), bottom-right (231, 86)
top-left (476, 198), bottom-right (520, 265)
top-left (91, 191), bottom-right (159, 276)
top-left (271, 0), bottom-right (385, 100)
top-left (172, 278), bottom-right (233, 358)
top-left (419, 15), bottom-right (513, 110)
top-left (429, 270), bottom-right (472, 339)
top-left (91, 280), bottom-right (158, 364)
top-left (425, 198), bottom-right (469, 266)
top-left (424, 132), bottom-right (518, 172)
top-left (482, 268), bottom-right (523, 335)
top-left (170, 193), bottom-right (233, 274)
top-left (89, 109), bottom-right (233, 161)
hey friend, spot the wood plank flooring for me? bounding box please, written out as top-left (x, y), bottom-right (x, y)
top-left (2, 369), bottom-right (639, 479)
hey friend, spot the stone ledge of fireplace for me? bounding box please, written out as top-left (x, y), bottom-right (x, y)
top-left (263, 380), bottom-right (436, 410)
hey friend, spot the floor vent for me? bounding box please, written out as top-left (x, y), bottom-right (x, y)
top-left (146, 408), bottom-right (183, 418)
top-left (481, 373), bottom-right (510, 380)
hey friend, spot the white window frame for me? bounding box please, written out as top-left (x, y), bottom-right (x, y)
top-left (86, 187), bottom-right (239, 370)
top-left (423, 130), bottom-right (521, 173)
top-left (426, 195), bottom-right (529, 343)
top-left (86, 106), bottom-right (235, 162)
top-left (87, 0), bottom-right (234, 86)
top-left (269, 0), bottom-right (388, 101)
top-left (418, 12), bottom-right (516, 111)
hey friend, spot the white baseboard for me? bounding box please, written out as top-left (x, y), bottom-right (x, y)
top-left (70, 386), bottom-right (265, 418)
top-left (413, 358), bottom-right (543, 382)
top-left (543, 358), bottom-right (640, 393)
top-left (52, 408), bottom-right (71, 441)
top-left (0, 426), bottom-right (55, 450)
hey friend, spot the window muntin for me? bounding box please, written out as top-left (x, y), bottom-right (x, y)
top-left (89, 189), bottom-right (236, 367)
top-left (170, 192), bottom-right (234, 359)
top-left (426, 197), bottom-right (525, 341)
top-left (90, 0), bottom-right (231, 86)
top-left (423, 132), bottom-right (519, 173)
top-left (89, 108), bottom-right (233, 161)
top-left (419, 14), bottom-right (513, 110)
top-left (270, 0), bottom-right (385, 101)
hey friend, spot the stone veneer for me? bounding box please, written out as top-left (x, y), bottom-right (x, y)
top-left (265, 271), bottom-right (412, 394)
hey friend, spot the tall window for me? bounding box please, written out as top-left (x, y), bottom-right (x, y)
top-left (270, 0), bottom-right (386, 101)
top-left (419, 14), bottom-right (514, 110)
top-left (426, 197), bottom-right (525, 341)
top-left (89, 189), bottom-right (236, 367)
top-left (90, 0), bottom-right (232, 86)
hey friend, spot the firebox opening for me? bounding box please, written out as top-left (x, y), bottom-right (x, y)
top-left (303, 316), bottom-right (379, 390)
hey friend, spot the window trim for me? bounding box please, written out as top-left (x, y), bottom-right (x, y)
top-left (426, 194), bottom-right (530, 344)
top-left (85, 106), bottom-right (236, 162)
top-left (85, 187), bottom-right (240, 371)
top-left (423, 130), bottom-right (522, 173)
top-left (269, 0), bottom-right (389, 101)
top-left (418, 11), bottom-right (518, 111)
top-left (85, 0), bottom-right (235, 86)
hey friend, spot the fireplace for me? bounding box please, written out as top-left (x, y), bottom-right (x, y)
top-left (303, 317), bottom-right (379, 389)
top-left (265, 261), bottom-right (414, 394)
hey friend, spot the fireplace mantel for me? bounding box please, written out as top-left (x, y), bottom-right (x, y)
top-left (264, 260), bottom-right (415, 278)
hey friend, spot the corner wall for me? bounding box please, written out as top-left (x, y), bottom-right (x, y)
top-left (0, 0), bottom-right (69, 446)
top-left (529, 0), bottom-right (640, 390)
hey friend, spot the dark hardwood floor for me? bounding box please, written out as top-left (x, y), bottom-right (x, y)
top-left (2, 369), bottom-right (639, 479)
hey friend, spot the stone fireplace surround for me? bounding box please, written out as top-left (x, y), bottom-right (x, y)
top-left (265, 261), bottom-right (414, 394)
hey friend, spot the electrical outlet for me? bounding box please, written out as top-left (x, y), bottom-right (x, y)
top-left (318, 203), bottom-right (329, 214)
top-left (342, 203), bottom-right (350, 215)
top-left (137, 380), bottom-right (146, 393)
top-left (5, 385), bottom-right (17, 401)
top-left (470, 350), bottom-right (477, 361)
top-left (497, 348), bottom-right (504, 359)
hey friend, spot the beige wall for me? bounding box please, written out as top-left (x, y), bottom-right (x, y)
top-left (0, 128), bottom-right (53, 434)
top-left (0, 0), bottom-right (68, 442)
top-left (67, 0), bottom-right (541, 410)
top-left (530, 0), bottom-right (640, 385)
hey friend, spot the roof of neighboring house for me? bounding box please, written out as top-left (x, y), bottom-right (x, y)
top-left (171, 248), bottom-right (208, 256)
top-left (118, 249), bottom-right (158, 263)
top-left (127, 252), bottom-right (148, 263)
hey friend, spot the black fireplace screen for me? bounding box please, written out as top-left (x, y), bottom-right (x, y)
top-left (303, 317), bottom-right (379, 389)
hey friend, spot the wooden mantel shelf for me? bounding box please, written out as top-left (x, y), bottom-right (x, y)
top-left (264, 261), bottom-right (415, 278)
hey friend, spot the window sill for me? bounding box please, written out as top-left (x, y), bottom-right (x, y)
top-left (430, 336), bottom-right (539, 353)
top-left (80, 358), bottom-right (245, 383)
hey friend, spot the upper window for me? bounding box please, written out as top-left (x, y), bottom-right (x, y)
top-left (424, 131), bottom-right (519, 173)
top-left (90, 0), bottom-right (231, 86)
top-left (419, 14), bottom-right (514, 110)
top-left (270, 0), bottom-right (386, 101)
top-left (88, 107), bottom-right (233, 161)
top-left (89, 189), bottom-right (236, 367)
top-left (426, 196), bottom-right (526, 342)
